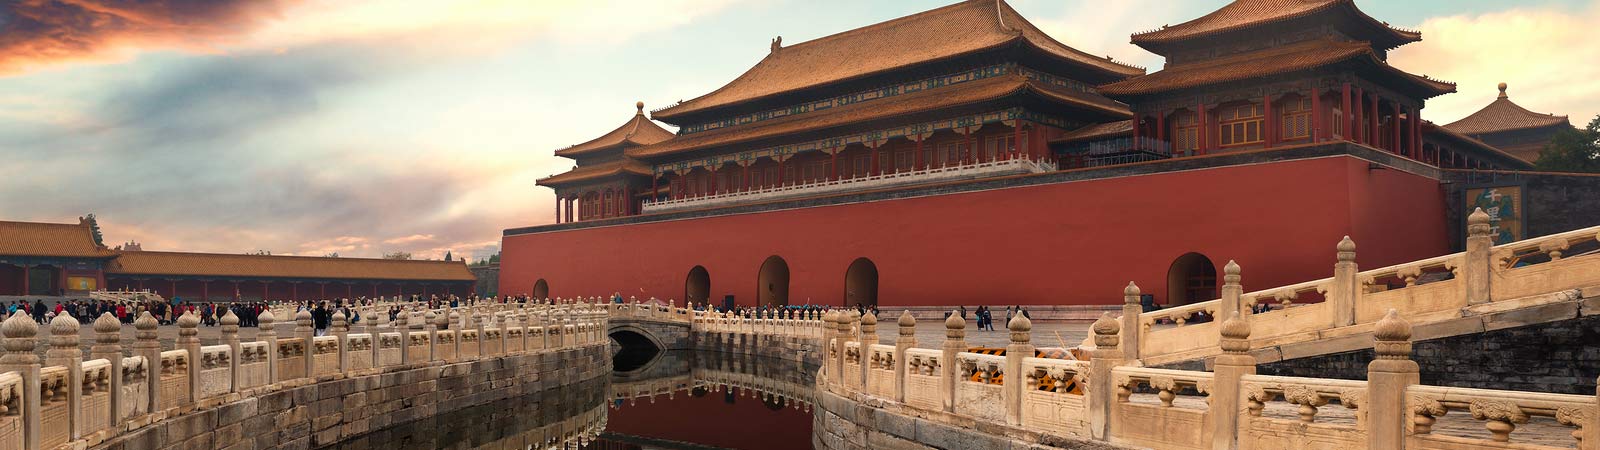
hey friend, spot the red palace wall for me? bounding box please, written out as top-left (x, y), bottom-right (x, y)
top-left (500, 155), bottom-right (1449, 307)
top-left (603, 391), bottom-right (813, 450)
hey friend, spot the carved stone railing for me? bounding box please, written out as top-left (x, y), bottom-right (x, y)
top-left (1136, 211), bottom-right (1600, 365)
top-left (820, 293), bottom-right (1600, 450)
top-left (0, 301), bottom-right (610, 450)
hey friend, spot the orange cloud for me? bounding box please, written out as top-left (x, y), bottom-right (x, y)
top-left (0, 0), bottom-right (298, 73)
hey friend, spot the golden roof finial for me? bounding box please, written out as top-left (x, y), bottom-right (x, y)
top-left (636, 101), bottom-right (645, 114)
top-left (1498, 82), bottom-right (1508, 99)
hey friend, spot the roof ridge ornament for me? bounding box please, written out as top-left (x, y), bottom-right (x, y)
top-left (1498, 82), bottom-right (1508, 99)
top-left (770, 36), bottom-right (782, 54)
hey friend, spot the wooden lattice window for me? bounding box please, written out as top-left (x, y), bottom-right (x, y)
top-left (1280, 96), bottom-right (1312, 140)
top-left (895, 150), bottom-right (914, 172)
top-left (603, 192), bottom-right (613, 215)
top-left (1218, 103), bottom-right (1264, 147)
top-left (1331, 107), bottom-right (1345, 138)
top-left (1173, 112), bottom-right (1199, 152)
top-left (985, 135), bottom-right (1016, 160)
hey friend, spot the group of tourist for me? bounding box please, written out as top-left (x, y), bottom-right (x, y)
top-left (946, 305), bottom-right (1030, 331)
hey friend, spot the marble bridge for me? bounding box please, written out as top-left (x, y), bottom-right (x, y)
top-left (4, 206), bottom-right (1599, 450)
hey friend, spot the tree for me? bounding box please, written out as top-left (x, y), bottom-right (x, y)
top-left (323, 252), bottom-right (340, 258)
top-left (1535, 114), bottom-right (1600, 173)
top-left (383, 251), bottom-right (412, 260)
top-left (489, 251), bottom-right (501, 264)
top-left (83, 213), bottom-right (104, 246)
top-left (444, 251), bottom-right (453, 261)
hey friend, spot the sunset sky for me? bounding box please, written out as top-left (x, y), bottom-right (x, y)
top-left (2, 0), bottom-right (1596, 261)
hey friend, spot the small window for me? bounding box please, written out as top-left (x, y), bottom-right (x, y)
top-left (1218, 103), bottom-right (1264, 147)
top-left (1281, 97), bottom-right (1312, 141)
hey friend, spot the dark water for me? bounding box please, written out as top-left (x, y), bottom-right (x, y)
top-left (337, 350), bottom-right (818, 450)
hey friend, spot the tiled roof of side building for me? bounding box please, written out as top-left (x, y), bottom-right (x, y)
top-left (0, 219), bottom-right (116, 258)
top-left (107, 251), bottom-right (476, 282)
top-left (650, 0), bottom-right (1143, 123)
top-left (1130, 0), bottom-right (1420, 52)
top-left (536, 158), bottom-right (655, 187)
top-left (1099, 39), bottom-right (1454, 98)
top-left (629, 74), bottom-right (1130, 160)
top-left (1444, 83), bottom-right (1572, 135)
top-left (1423, 121), bottom-right (1537, 169)
top-left (552, 102), bottom-right (676, 158)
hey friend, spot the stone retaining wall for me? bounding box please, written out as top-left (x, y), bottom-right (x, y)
top-left (95, 345), bottom-right (609, 450)
top-left (812, 386), bottom-right (1124, 450)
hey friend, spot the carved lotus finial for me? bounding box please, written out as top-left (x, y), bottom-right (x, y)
top-left (944, 310), bottom-right (964, 330)
top-left (1091, 312), bottom-right (1119, 336)
top-left (178, 310), bottom-right (200, 329)
top-left (1008, 311), bottom-right (1031, 332)
top-left (1124, 281), bottom-right (1141, 300)
top-left (1468, 207), bottom-right (1491, 226)
top-left (258, 309), bottom-right (276, 325)
top-left (50, 312), bottom-right (79, 336)
top-left (861, 311), bottom-right (877, 325)
top-left (2, 312), bottom-right (37, 340)
top-left (134, 311), bottom-right (159, 330)
top-left (1225, 260), bottom-right (1241, 276)
top-left (897, 310), bottom-right (915, 327)
top-left (94, 312), bottom-right (121, 334)
top-left (1337, 236), bottom-right (1357, 254)
top-left (1374, 309), bottom-right (1411, 342)
top-left (220, 308), bottom-right (239, 326)
top-left (294, 308), bottom-right (312, 323)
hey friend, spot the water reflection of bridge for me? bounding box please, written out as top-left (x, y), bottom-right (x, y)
top-left (608, 350), bottom-right (818, 412)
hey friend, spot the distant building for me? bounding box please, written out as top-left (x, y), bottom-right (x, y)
top-left (0, 219), bottom-right (475, 300)
top-left (1444, 83), bottom-right (1574, 163)
top-left (470, 262), bottom-right (499, 298)
top-left (500, 0), bottom-right (1590, 308)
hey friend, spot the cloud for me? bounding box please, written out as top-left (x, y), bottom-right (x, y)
top-left (384, 234), bottom-right (437, 245)
top-left (0, 0), bottom-right (299, 73)
top-left (1391, 0), bottom-right (1600, 124)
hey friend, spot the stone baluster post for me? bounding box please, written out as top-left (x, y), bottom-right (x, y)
top-left (425, 309), bottom-right (440, 361)
top-left (1121, 282), bottom-right (1142, 361)
top-left (1087, 313), bottom-right (1123, 440)
top-left (1005, 313), bottom-right (1033, 426)
top-left (47, 314), bottom-right (84, 440)
top-left (1329, 236), bottom-right (1359, 327)
top-left (0, 314), bottom-right (40, 450)
top-left (893, 311), bottom-right (915, 403)
top-left (1367, 310), bottom-right (1418, 450)
top-left (294, 309), bottom-right (314, 379)
top-left (834, 312), bottom-right (851, 387)
top-left (1211, 311), bottom-right (1254, 450)
top-left (821, 311), bottom-right (835, 379)
top-left (220, 308), bottom-right (241, 392)
top-left (331, 309), bottom-right (349, 373)
top-left (940, 311), bottom-right (965, 413)
top-left (472, 308), bottom-right (486, 354)
top-left (859, 312), bottom-right (878, 389)
top-left (395, 306), bottom-right (411, 363)
top-left (258, 310), bottom-right (278, 384)
top-left (178, 311), bottom-right (201, 403)
top-left (1221, 260), bottom-right (1244, 318)
top-left (91, 313), bottom-right (123, 426)
top-left (1464, 208), bottom-right (1493, 304)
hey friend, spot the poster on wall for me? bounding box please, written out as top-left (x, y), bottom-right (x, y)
top-left (68, 276), bottom-right (97, 291)
top-left (1464, 184), bottom-right (1524, 244)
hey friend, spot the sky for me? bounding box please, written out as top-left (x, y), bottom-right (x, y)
top-left (2, 0), bottom-right (1596, 262)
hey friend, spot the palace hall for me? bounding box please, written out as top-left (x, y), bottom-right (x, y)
top-left (503, 0), bottom-right (1587, 310)
top-left (0, 218), bottom-right (476, 300)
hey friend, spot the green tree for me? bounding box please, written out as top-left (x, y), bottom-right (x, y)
top-left (444, 251), bottom-right (453, 261)
top-left (1535, 114), bottom-right (1600, 173)
top-left (83, 213), bottom-right (104, 246)
top-left (383, 251), bottom-right (412, 260)
top-left (323, 252), bottom-right (340, 258)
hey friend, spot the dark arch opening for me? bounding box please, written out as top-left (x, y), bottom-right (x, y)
top-left (532, 279), bottom-right (548, 300)
top-left (1167, 253), bottom-right (1218, 306)
top-left (757, 256), bottom-right (790, 307)
top-left (844, 257), bottom-right (878, 309)
top-left (685, 266), bottom-right (711, 305)
top-left (609, 329), bottom-right (663, 372)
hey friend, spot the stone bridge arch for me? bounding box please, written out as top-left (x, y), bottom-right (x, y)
top-left (607, 318), bottom-right (692, 352)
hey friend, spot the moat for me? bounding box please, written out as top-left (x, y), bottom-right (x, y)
top-left (336, 349), bottom-right (818, 450)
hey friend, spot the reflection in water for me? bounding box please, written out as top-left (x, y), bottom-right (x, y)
top-left (339, 351), bottom-right (818, 450)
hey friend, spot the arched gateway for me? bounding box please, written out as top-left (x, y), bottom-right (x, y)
top-left (757, 256), bottom-right (790, 307)
top-left (685, 266), bottom-right (711, 305)
top-left (843, 257), bottom-right (878, 309)
top-left (1166, 253), bottom-right (1217, 306)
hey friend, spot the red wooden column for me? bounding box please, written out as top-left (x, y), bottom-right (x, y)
top-left (707, 170), bottom-right (718, 196)
top-left (262, 282), bottom-right (269, 302)
top-left (914, 134), bottom-right (926, 169)
top-left (1013, 123), bottom-right (1025, 160)
top-left (231, 281), bottom-right (239, 300)
top-left (1341, 83), bottom-right (1353, 141)
top-left (1155, 113), bottom-right (1166, 151)
top-left (1354, 87), bottom-right (1366, 144)
top-left (869, 143), bottom-right (882, 175)
top-left (291, 282), bottom-right (298, 301)
top-left (201, 281), bottom-right (209, 302)
top-left (1413, 108), bottom-right (1423, 160)
top-left (554, 198), bottom-right (561, 224)
top-left (1392, 101), bottom-right (1402, 155)
top-left (170, 280), bottom-right (177, 299)
top-left (1132, 115), bottom-right (1142, 151)
top-left (964, 130), bottom-right (975, 165)
top-left (777, 157), bottom-right (786, 186)
top-left (19, 265), bottom-right (27, 295)
top-left (741, 165), bottom-right (751, 191)
top-left (1311, 87), bottom-right (1323, 141)
top-left (1196, 102), bottom-right (1208, 155)
top-left (1369, 93), bottom-right (1379, 147)
top-left (829, 150), bottom-right (839, 181)
top-left (320, 283), bottom-right (326, 299)
top-left (1263, 94), bottom-right (1275, 148)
